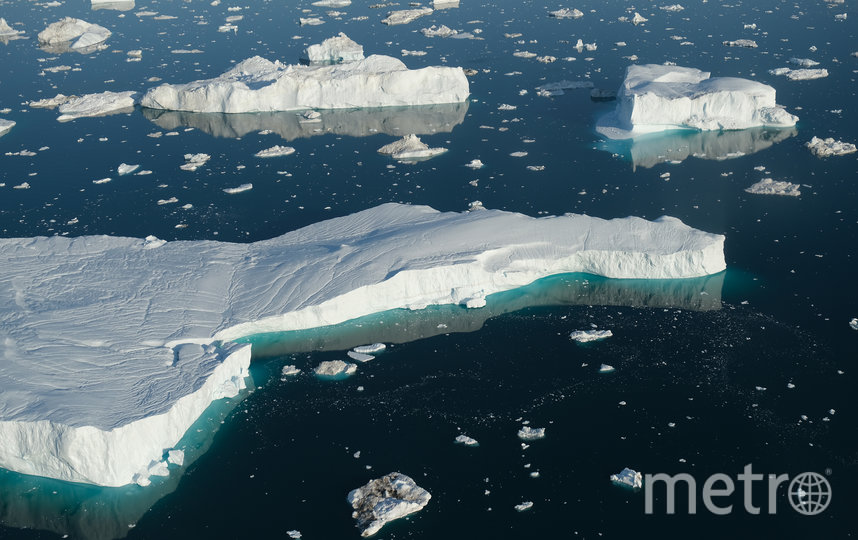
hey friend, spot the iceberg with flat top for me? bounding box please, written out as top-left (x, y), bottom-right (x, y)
top-left (597, 64), bottom-right (798, 140)
top-left (0, 203), bottom-right (724, 487)
top-left (140, 53), bottom-right (469, 113)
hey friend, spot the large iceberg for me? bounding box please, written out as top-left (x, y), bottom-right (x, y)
top-left (140, 54), bottom-right (469, 113)
top-left (304, 32), bottom-right (364, 64)
top-left (597, 64), bottom-right (798, 140)
top-left (0, 203), bottom-right (724, 487)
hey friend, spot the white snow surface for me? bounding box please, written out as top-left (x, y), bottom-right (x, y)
top-left (377, 134), bottom-right (447, 160)
top-left (0, 119), bottom-right (14, 137)
top-left (37, 17), bottom-right (111, 50)
top-left (0, 203), bottom-right (724, 486)
top-left (597, 64), bottom-right (798, 140)
top-left (348, 472), bottom-right (431, 537)
top-left (141, 54), bottom-right (469, 113)
top-left (56, 91), bottom-right (139, 122)
top-left (304, 32), bottom-right (364, 64)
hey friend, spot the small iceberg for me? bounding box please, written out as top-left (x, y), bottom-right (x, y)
top-left (849, 318), bottom-right (857, 331)
top-left (377, 134), bottom-right (447, 160)
top-left (117, 163), bottom-right (139, 175)
top-left (549, 8), bottom-right (583, 19)
top-left (180, 153), bottom-right (210, 171)
top-left (56, 91), bottom-right (139, 122)
top-left (38, 17), bottom-right (111, 52)
top-left (598, 364), bottom-right (615, 373)
top-left (0, 119), bottom-right (14, 137)
top-left (348, 472), bottom-right (431, 537)
top-left (744, 178), bottom-right (800, 197)
top-left (223, 183), bottom-right (253, 194)
top-left (353, 343), bottom-right (386, 354)
top-left (806, 136), bottom-right (856, 157)
top-left (768, 67), bottom-right (828, 81)
top-left (381, 7), bottom-right (433, 26)
top-left (281, 365), bottom-right (301, 377)
top-left (347, 351), bottom-right (375, 362)
top-left (315, 359), bottom-right (357, 379)
top-left (255, 145), bottom-right (296, 158)
top-left (610, 467), bottom-right (643, 489)
top-left (514, 501), bottom-right (534, 512)
top-left (518, 426), bottom-right (546, 441)
top-left (454, 434), bottom-right (479, 446)
top-left (569, 329), bottom-right (613, 342)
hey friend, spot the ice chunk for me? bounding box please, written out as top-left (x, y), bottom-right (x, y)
top-left (570, 329), bottom-right (613, 342)
top-left (180, 153), bottom-right (210, 171)
top-left (91, 0), bottom-right (136, 11)
top-left (353, 343), bottom-right (386, 354)
top-left (348, 472), bottom-right (431, 537)
top-left (610, 467), bottom-right (642, 488)
top-left (0, 204), bottom-right (725, 486)
top-left (314, 359), bottom-right (357, 378)
top-left (599, 364), bottom-right (615, 373)
top-left (805, 136), bottom-right (856, 157)
top-left (287, 531), bottom-right (302, 539)
top-left (281, 364), bottom-right (301, 377)
top-left (141, 54), bottom-right (469, 113)
top-left (29, 94), bottom-right (75, 109)
top-left (255, 145), bottom-right (296, 158)
top-left (0, 119), bottom-right (14, 137)
top-left (311, 0), bottom-right (350, 6)
top-left (723, 39), bottom-right (757, 48)
top-left (768, 67), bottom-right (829, 81)
top-left (167, 449), bottom-right (185, 466)
top-left (0, 18), bottom-right (24, 39)
top-left (597, 64), bottom-right (797, 140)
top-left (660, 4), bottom-right (684, 11)
top-left (56, 91), bottom-right (139, 122)
top-left (433, 0), bottom-right (459, 8)
top-left (38, 17), bottom-right (111, 52)
top-left (347, 351), bottom-right (375, 362)
top-left (631, 12), bottom-right (648, 25)
top-left (465, 159), bottom-right (484, 169)
top-left (549, 8), bottom-right (583, 19)
top-left (744, 178), bottom-right (800, 197)
top-left (849, 318), bottom-right (858, 331)
top-left (223, 183), bottom-right (253, 194)
top-left (518, 426), bottom-right (545, 440)
top-left (117, 163), bottom-right (140, 175)
top-left (299, 17), bottom-right (325, 26)
top-left (421, 24), bottom-right (458, 38)
top-left (515, 501), bottom-right (534, 511)
top-left (536, 79), bottom-right (594, 96)
top-left (377, 134), bottom-right (447, 160)
top-left (381, 7), bottom-right (433, 26)
top-left (788, 58), bottom-right (820, 67)
top-left (455, 434), bottom-right (479, 446)
top-left (304, 32), bottom-right (364, 64)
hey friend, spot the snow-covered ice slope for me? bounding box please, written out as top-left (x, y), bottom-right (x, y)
top-left (140, 54), bottom-right (469, 113)
top-left (597, 64), bottom-right (797, 139)
top-left (0, 204), bottom-right (725, 486)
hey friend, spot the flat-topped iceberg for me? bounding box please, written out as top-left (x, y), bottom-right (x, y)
top-left (381, 7), bottom-right (433, 25)
top-left (744, 178), bottom-right (801, 197)
top-left (597, 64), bottom-right (798, 140)
top-left (141, 54), bottom-right (469, 113)
top-left (38, 17), bottom-right (111, 53)
top-left (377, 134), bottom-right (447, 160)
top-left (348, 472), bottom-right (431, 537)
top-left (570, 329), bottom-right (613, 342)
top-left (56, 90), bottom-right (139, 122)
top-left (806, 136), bottom-right (856, 157)
top-left (304, 32), bottom-right (364, 64)
top-left (0, 203), bottom-right (724, 486)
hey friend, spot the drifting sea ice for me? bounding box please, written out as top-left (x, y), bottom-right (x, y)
top-left (353, 343), bottom-right (386, 354)
top-left (180, 153), bottom-right (210, 171)
top-left (255, 145), bottom-right (296, 158)
top-left (0, 118), bottom-right (14, 137)
top-left (0, 18), bottom-right (24, 38)
top-left (117, 163), bottom-right (139, 175)
top-left (850, 318), bottom-right (858, 331)
top-left (744, 178), bottom-right (801, 197)
top-left (455, 434), bottom-right (479, 446)
top-left (56, 91), bottom-right (139, 122)
top-left (805, 136), bottom-right (857, 157)
top-left (314, 360), bottom-right (357, 378)
top-left (223, 183), bottom-right (253, 194)
top-left (465, 159), bottom-right (484, 169)
top-left (723, 39), bottom-right (757, 48)
top-left (599, 364), bottom-right (616, 373)
top-left (377, 134), bottom-right (447, 160)
top-left (421, 24), bottom-right (458, 38)
top-left (167, 449), bottom-right (185, 466)
top-left (311, 0), bottom-right (350, 6)
top-left (347, 351), bottom-right (375, 362)
top-left (768, 67), bottom-right (829, 81)
top-left (29, 94), bottom-right (74, 109)
top-left (381, 7), bottom-right (433, 26)
top-left (610, 468), bottom-right (643, 489)
top-left (348, 472), bottom-right (431, 537)
top-left (570, 329), bottom-right (613, 342)
top-left (37, 17), bottom-right (111, 51)
top-left (515, 501), bottom-right (534, 511)
top-left (549, 8), bottom-right (583, 19)
top-left (281, 365), bottom-right (301, 377)
top-left (518, 426), bottom-right (546, 440)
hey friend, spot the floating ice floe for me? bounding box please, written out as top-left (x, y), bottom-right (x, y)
top-left (299, 17), bottom-right (325, 26)
top-left (353, 343), bottom-right (386, 354)
top-left (631, 12), bottom-right (648, 25)
top-left (432, 0), bottom-right (459, 8)
top-left (381, 7), bottom-right (433, 25)
top-left (455, 434), bottom-right (479, 446)
top-left (768, 67), bottom-right (829, 81)
top-left (596, 64), bottom-right (798, 140)
top-left (29, 94), bottom-right (75, 109)
top-left (465, 158), bottom-right (484, 169)
top-left (518, 426), bottom-right (546, 440)
top-left (805, 136), bottom-right (857, 157)
top-left (850, 318), bottom-right (858, 331)
top-left (421, 24), bottom-right (458, 38)
top-left (515, 501), bottom-right (534, 511)
top-left (56, 91), bottom-right (139, 122)
top-left (610, 467), bottom-right (642, 489)
top-left (38, 17), bottom-right (111, 52)
top-left (0, 204), bottom-right (725, 487)
top-left (255, 145), bottom-right (296, 158)
top-left (788, 58), bottom-right (820, 67)
top-left (348, 472), bottom-right (431, 537)
top-left (281, 365), bottom-right (301, 377)
top-left (574, 38), bottom-right (597, 51)
top-left (117, 163), bottom-right (140, 175)
top-left (0, 18), bottom-right (24, 40)
top-left (141, 51), bottom-right (468, 113)
top-left (549, 8), bottom-right (583, 19)
top-left (377, 134), bottom-right (447, 160)
top-left (347, 351), bottom-right (375, 362)
top-left (570, 329), bottom-right (613, 342)
top-left (304, 32), bottom-right (364, 64)
top-left (0, 119), bottom-right (14, 137)
top-left (223, 183), bottom-right (253, 194)
top-left (314, 359), bottom-right (357, 378)
top-left (91, 0), bottom-right (136, 11)
top-left (180, 153), bottom-right (210, 171)
top-left (535, 79), bottom-right (593, 96)
top-left (723, 39), bottom-right (757, 48)
top-left (599, 364), bottom-right (615, 373)
top-left (744, 178), bottom-right (800, 197)
top-left (311, 0), bottom-right (350, 6)
top-left (660, 4), bottom-right (684, 11)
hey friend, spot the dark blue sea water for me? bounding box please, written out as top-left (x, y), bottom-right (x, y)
top-left (0, 0), bottom-right (856, 538)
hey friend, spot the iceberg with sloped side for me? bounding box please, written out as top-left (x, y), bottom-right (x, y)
top-left (0, 118), bottom-right (14, 137)
top-left (140, 54), bottom-right (469, 113)
top-left (0, 203), bottom-right (725, 487)
top-left (37, 17), bottom-right (111, 53)
top-left (597, 64), bottom-right (798, 140)
top-left (56, 90), bottom-right (140, 122)
top-left (304, 32), bottom-right (363, 64)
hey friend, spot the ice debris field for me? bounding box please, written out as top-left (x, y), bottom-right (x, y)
top-left (0, 203), bottom-right (725, 487)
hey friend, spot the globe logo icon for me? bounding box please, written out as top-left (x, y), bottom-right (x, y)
top-left (788, 472), bottom-right (832, 516)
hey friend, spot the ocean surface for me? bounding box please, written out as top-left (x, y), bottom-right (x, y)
top-left (0, 0), bottom-right (856, 538)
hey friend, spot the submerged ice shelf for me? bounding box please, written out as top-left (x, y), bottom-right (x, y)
top-left (597, 64), bottom-right (798, 140)
top-left (0, 203), bottom-right (725, 487)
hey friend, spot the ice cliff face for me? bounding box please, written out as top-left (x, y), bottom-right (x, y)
top-left (140, 54), bottom-right (470, 113)
top-left (597, 64), bottom-right (798, 139)
top-left (0, 203), bottom-right (725, 487)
